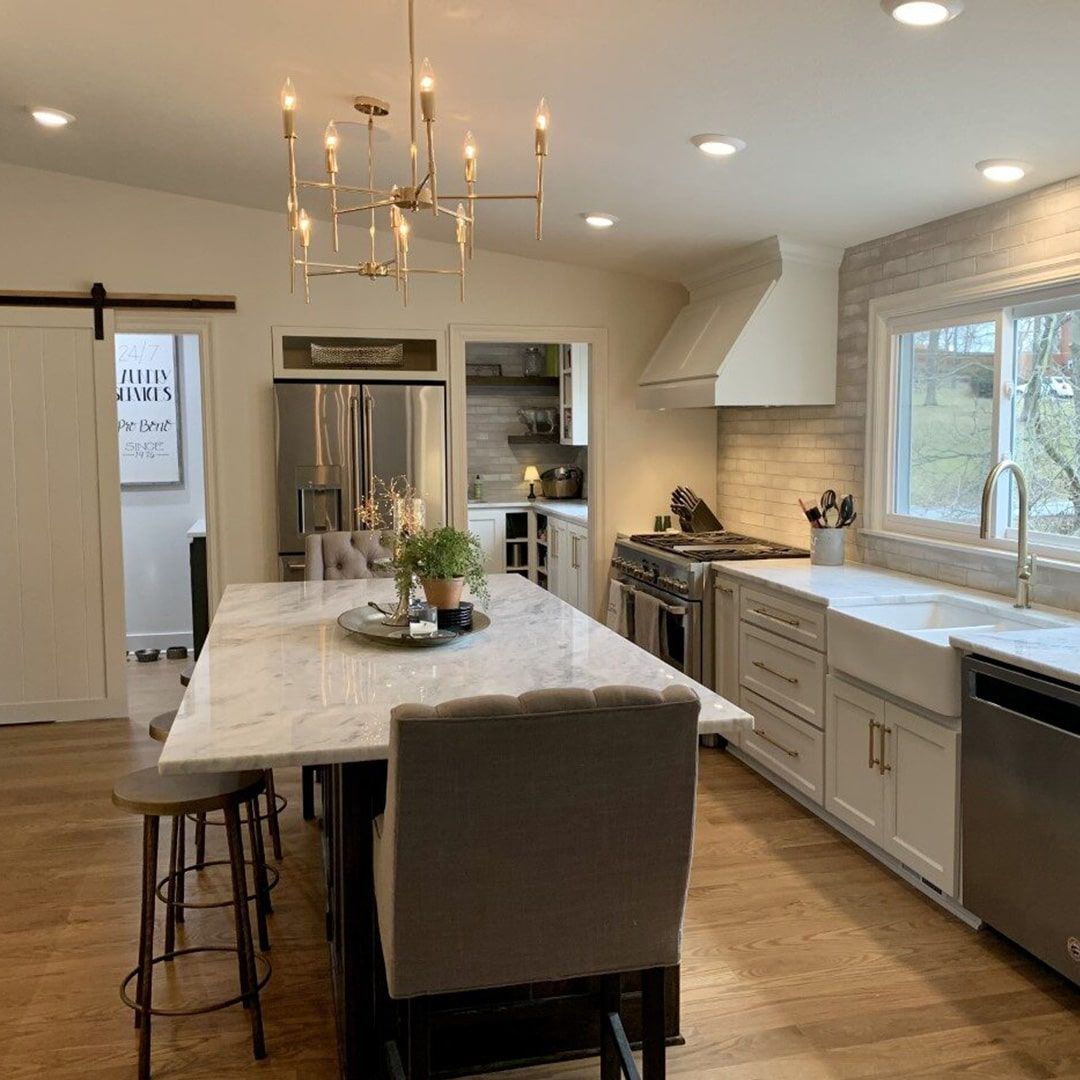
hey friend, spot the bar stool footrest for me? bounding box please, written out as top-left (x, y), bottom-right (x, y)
top-left (185, 791), bottom-right (286, 829)
top-left (120, 946), bottom-right (271, 1017)
top-left (156, 859), bottom-right (280, 910)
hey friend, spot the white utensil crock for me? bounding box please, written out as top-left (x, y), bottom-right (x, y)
top-left (810, 528), bottom-right (845, 566)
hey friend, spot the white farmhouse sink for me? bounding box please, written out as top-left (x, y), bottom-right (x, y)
top-left (827, 595), bottom-right (1067, 716)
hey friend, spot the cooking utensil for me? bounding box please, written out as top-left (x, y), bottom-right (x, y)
top-left (799, 498), bottom-right (824, 528)
top-left (819, 489), bottom-right (840, 527)
top-left (838, 494), bottom-right (856, 528)
top-left (540, 465), bottom-right (583, 499)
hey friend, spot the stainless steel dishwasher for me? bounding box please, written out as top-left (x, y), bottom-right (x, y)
top-left (962, 656), bottom-right (1080, 987)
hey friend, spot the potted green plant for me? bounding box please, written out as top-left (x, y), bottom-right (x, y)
top-left (395, 527), bottom-right (491, 611)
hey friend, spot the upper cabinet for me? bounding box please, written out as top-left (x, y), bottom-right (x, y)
top-left (273, 326), bottom-right (445, 381)
top-left (560, 343), bottom-right (589, 446)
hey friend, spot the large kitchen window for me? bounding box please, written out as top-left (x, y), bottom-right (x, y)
top-left (882, 289), bottom-right (1080, 557)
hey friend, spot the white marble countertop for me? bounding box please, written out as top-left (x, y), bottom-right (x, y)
top-left (948, 626), bottom-right (1080, 684)
top-left (468, 499), bottom-right (588, 525)
top-left (711, 558), bottom-right (1080, 685)
top-left (158, 574), bottom-right (747, 774)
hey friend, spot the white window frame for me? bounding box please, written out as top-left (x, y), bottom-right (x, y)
top-left (867, 251), bottom-right (1080, 564)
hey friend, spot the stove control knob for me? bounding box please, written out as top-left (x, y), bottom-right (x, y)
top-left (675, 580), bottom-right (689, 594)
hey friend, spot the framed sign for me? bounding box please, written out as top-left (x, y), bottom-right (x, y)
top-left (115, 333), bottom-right (183, 487)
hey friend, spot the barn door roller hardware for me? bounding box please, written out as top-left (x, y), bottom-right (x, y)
top-left (0, 283), bottom-right (237, 339)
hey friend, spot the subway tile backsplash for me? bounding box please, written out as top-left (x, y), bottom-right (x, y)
top-left (715, 175), bottom-right (1080, 611)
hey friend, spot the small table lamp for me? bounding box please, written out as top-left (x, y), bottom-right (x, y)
top-left (524, 465), bottom-right (541, 500)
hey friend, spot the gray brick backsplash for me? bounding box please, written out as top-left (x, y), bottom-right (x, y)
top-left (715, 175), bottom-right (1080, 612)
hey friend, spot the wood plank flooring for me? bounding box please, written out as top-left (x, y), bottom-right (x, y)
top-left (0, 658), bottom-right (1076, 1078)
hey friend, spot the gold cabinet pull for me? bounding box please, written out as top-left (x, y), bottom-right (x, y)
top-left (878, 724), bottom-right (892, 775)
top-left (868, 717), bottom-right (879, 770)
top-left (752, 607), bottom-right (800, 628)
top-left (756, 728), bottom-right (799, 759)
top-left (752, 659), bottom-right (799, 684)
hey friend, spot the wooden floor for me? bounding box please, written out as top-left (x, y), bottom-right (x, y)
top-left (0, 658), bottom-right (1077, 1079)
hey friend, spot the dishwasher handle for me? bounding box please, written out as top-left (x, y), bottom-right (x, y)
top-left (964, 656), bottom-right (1080, 737)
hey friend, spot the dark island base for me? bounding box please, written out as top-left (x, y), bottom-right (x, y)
top-left (321, 762), bottom-right (683, 1078)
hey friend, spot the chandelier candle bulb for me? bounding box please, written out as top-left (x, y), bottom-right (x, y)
top-left (534, 97), bottom-right (550, 156)
top-left (281, 77), bottom-right (297, 138)
top-left (324, 121), bottom-right (339, 173)
top-left (418, 58), bottom-right (436, 121)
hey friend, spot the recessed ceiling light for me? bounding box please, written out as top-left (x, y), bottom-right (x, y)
top-left (881, 0), bottom-right (963, 26)
top-left (581, 212), bottom-right (618, 229)
top-left (976, 159), bottom-right (1029, 183)
top-left (29, 107), bottom-right (75, 128)
top-left (691, 134), bottom-right (747, 157)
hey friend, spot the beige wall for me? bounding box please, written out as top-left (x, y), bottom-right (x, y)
top-left (0, 162), bottom-right (716, 593)
top-left (715, 174), bottom-right (1080, 608)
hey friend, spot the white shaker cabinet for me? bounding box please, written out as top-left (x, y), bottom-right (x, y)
top-left (548, 518), bottom-right (589, 613)
top-left (825, 674), bottom-right (959, 895)
top-left (884, 702), bottom-right (959, 893)
top-left (712, 573), bottom-right (741, 742)
top-left (467, 510), bottom-right (506, 574)
top-left (825, 676), bottom-right (887, 843)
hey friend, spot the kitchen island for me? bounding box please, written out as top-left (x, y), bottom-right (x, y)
top-left (160, 573), bottom-right (749, 1078)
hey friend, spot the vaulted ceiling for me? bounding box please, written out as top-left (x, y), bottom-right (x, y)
top-left (1, 0), bottom-right (1077, 281)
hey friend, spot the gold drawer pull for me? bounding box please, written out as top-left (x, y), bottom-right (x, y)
top-left (752, 659), bottom-right (799, 685)
top-left (755, 728), bottom-right (800, 759)
top-left (752, 607), bottom-right (800, 628)
top-left (878, 724), bottom-right (892, 775)
top-left (868, 717), bottom-right (879, 770)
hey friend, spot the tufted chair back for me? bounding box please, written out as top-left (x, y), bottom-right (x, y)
top-left (304, 530), bottom-right (396, 581)
top-left (374, 684), bottom-right (701, 999)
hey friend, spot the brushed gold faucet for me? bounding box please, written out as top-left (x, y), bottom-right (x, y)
top-left (979, 459), bottom-right (1035, 609)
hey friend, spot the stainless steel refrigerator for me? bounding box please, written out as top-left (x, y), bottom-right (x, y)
top-left (274, 381), bottom-right (447, 580)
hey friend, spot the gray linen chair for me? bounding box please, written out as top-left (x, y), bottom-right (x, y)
top-left (303, 529), bottom-right (395, 818)
top-left (374, 684), bottom-right (701, 1080)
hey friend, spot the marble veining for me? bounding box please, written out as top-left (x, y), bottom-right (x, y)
top-left (949, 626), bottom-right (1080, 685)
top-left (159, 574), bottom-right (749, 775)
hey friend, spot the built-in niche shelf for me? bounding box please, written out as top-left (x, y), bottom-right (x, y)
top-left (466, 376), bottom-right (558, 389)
top-left (507, 433), bottom-right (558, 445)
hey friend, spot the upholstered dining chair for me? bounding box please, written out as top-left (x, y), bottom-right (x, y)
top-left (374, 684), bottom-right (701, 1080)
top-left (303, 529), bottom-right (396, 818)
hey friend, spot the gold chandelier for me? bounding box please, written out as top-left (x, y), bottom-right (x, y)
top-left (280, 0), bottom-right (550, 306)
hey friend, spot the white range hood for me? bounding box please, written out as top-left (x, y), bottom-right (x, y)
top-left (638, 236), bottom-right (842, 410)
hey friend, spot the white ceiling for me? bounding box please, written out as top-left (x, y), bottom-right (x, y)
top-left (1, 0), bottom-right (1077, 282)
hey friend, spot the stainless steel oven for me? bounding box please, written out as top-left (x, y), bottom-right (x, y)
top-left (610, 539), bottom-right (710, 684)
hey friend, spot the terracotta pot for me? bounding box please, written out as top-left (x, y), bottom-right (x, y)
top-left (420, 576), bottom-right (465, 610)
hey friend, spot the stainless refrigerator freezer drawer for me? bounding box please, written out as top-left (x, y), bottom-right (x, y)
top-left (962, 657), bottom-right (1080, 987)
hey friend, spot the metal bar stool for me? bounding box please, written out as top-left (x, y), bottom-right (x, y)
top-left (113, 767), bottom-right (272, 1079)
top-left (148, 711), bottom-right (279, 932)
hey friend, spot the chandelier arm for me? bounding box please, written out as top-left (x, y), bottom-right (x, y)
top-left (368, 118), bottom-right (377, 266)
top-left (425, 120), bottom-right (437, 216)
top-left (536, 155), bottom-right (544, 240)
top-left (307, 268), bottom-right (366, 277)
top-left (336, 198), bottom-right (399, 217)
top-left (407, 0), bottom-right (418, 191)
top-left (299, 180), bottom-right (387, 196)
top-left (434, 203), bottom-right (473, 223)
top-left (438, 192), bottom-right (538, 201)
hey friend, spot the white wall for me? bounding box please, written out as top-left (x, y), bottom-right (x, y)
top-left (0, 162), bottom-right (716, 599)
top-left (119, 334), bottom-right (204, 650)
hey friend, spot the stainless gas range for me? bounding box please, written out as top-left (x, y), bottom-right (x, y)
top-left (610, 531), bottom-right (808, 684)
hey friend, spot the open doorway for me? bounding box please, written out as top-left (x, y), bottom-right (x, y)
top-left (462, 340), bottom-right (592, 612)
top-left (115, 332), bottom-right (207, 721)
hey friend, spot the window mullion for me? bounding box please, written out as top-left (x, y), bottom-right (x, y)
top-left (990, 308), bottom-right (1015, 538)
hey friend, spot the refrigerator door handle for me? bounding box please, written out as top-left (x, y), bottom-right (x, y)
top-left (349, 395), bottom-right (363, 525)
top-left (362, 388), bottom-right (375, 498)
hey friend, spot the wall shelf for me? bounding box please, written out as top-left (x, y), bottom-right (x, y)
top-left (508, 433), bottom-right (558, 445)
top-left (467, 376), bottom-right (558, 389)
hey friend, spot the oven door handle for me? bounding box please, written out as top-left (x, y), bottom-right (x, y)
top-left (624, 585), bottom-right (687, 618)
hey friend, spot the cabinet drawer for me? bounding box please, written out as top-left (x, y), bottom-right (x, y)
top-left (741, 689), bottom-right (824, 805)
top-left (739, 624), bottom-right (825, 728)
top-left (740, 587), bottom-right (825, 651)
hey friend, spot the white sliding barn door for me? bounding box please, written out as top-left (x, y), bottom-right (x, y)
top-left (0, 308), bottom-right (126, 723)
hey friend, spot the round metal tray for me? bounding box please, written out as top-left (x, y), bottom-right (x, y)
top-left (338, 606), bottom-right (490, 648)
